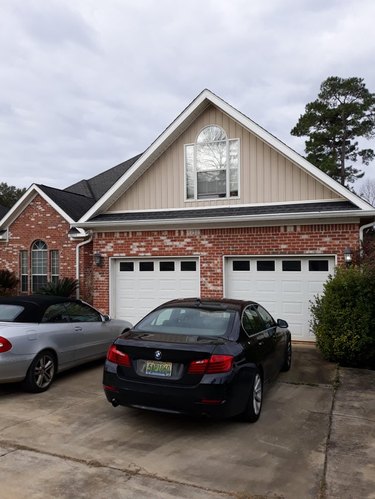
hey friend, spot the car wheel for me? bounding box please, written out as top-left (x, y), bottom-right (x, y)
top-left (23, 351), bottom-right (57, 393)
top-left (281, 339), bottom-right (292, 372)
top-left (241, 369), bottom-right (263, 423)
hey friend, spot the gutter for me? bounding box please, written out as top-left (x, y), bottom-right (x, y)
top-left (75, 232), bottom-right (93, 299)
top-left (72, 209), bottom-right (375, 231)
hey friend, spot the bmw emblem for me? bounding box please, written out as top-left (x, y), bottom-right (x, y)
top-left (155, 350), bottom-right (162, 360)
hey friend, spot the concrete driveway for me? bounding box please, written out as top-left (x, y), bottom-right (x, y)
top-left (0, 345), bottom-right (374, 499)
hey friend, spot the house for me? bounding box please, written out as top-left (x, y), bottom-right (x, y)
top-left (0, 155), bottom-right (140, 301)
top-left (1, 89), bottom-right (374, 341)
top-left (74, 90), bottom-right (375, 341)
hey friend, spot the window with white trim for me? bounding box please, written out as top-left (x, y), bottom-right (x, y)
top-left (31, 240), bottom-right (48, 292)
top-left (50, 250), bottom-right (59, 283)
top-left (20, 250), bottom-right (28, 292)
top-left (185, 125), bottom-right (239, 200)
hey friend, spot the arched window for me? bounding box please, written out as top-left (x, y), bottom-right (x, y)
top-left (185, 125), bottom-right (239, 200)
top-left (31, 240), bottom-right (48, 292)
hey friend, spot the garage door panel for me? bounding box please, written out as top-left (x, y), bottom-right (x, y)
top-left (225, 256), bottom-right (333, 341)
top-left (113, 258), bottom-right (199, 325)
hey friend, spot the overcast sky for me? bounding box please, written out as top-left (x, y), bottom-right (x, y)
top-left (1, 0), bottom-right (375, 191)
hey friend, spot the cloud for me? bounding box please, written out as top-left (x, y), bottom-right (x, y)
top-left (0, 0), bottom-right (374, 189)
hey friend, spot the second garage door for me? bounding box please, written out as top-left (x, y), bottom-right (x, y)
top-left (225, 256), bottom-right (335, 341)
top-left (112, 258), bottom-right (200, 326)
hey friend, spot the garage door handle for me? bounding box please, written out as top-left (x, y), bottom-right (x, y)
top-left (74, 326), bottom-right (83, 332)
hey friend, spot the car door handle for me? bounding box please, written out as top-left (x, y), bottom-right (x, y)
top-left (74, 326), bottom-right (83, 332)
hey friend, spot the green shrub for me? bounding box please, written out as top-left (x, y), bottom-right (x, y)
top-left (0, 269), bottom-right (19, 296)
top-left (38, 277), bottom-right (79, 297)
top-left (310, 266), bottom-right (375, 368)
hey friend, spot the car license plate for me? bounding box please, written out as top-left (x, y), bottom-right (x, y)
top-left (145, 360), bottom-right (172, 377)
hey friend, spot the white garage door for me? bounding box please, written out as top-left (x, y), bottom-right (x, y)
top-left (112, 258), bottom-right (200, 326)
top-left (225, 256), bottom-right (335, 341)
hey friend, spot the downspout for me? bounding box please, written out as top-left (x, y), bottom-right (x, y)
top-left (359, 220), bottom-right (375, 256)
top-left (75, 231), bottom-right (93, 299)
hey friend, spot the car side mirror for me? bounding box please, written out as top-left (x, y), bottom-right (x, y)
top-left (277, 318), bottom-right (288, 328)
top-left (102, 314), bottom-right (111, 322)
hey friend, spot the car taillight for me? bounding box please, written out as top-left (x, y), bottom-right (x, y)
top-left (107, 344), bottom-right (130, 367)
top-left (0, 337), bottom-right (12, 353)
top-left (188, 355), bottom-right (233, 374)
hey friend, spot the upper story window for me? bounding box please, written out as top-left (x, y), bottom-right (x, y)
top-left (185, 125), bottom-right (239, 200)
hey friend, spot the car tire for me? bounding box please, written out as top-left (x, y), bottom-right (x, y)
top-left (241, 369), bottom-right (263, 423)
top-left (281, 338), bottom-right (292, 372)
top-left (23, 351), bottom-right (57, 393)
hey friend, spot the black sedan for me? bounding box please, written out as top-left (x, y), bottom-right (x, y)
top-left (103, 298), bottom-right (292, 422)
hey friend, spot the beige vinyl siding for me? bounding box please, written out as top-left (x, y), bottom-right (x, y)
top-left (108, 105), bottom-right (342, 212)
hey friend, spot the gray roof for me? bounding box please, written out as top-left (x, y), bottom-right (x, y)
top-left (0, 204), bottom-right (9, 219)
top-left (30, 154), bottom-right (142, 222)
top-left (65, 154), bottom-right (142, 201)
top-left (37, 185), bottom-right (97, 221)
top-left (89, 201), bottom-right (359, 223)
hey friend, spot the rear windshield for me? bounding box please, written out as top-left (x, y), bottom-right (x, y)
top-left (0, 304), bottom-right (24, 322)
top-left (135, 306), bottom-right (235, 337)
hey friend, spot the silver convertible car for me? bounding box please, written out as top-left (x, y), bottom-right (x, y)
top-left (0, 295), bottom-right (132, 393)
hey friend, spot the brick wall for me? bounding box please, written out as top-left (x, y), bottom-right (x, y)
top-left (0, 195), bottom-right (93, 298)
top-left (91, 223), bottom-right (360, 313)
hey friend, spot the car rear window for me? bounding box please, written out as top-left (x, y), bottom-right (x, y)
top-left (135, 306), bottom-right (235, 337)
top-left (0, 304), bottom-right (25, 322)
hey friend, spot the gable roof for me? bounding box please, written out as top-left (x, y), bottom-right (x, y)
top-left (65, 154), bottom-right (142, 201)
top-left (0, 155), bottom-right (142, 230)
top-left (80, 89), bottom-right (374, 223)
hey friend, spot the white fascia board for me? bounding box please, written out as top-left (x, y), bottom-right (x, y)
top-left (207, 93), bottom-right (373, 211)
top-left (0, 186), bottom-right (38, 227)
top-left (79, 89), bottom-right (372, 223)
top-left (80, 90), bottom-right (211, 223)
top-left (73, 209), bottom-right (375, 232)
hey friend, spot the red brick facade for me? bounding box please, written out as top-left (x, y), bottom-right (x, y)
top-left (91, 223), bottom-right (360, 313)
top-left (0, 195), bottom-right (93, 300)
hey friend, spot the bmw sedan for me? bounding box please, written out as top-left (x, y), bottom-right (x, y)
top-left (103, 298), bottom-right (292, 422)
top-left (0, 295), bottom-right (132, 392)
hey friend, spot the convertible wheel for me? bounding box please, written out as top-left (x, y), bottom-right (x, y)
top-left (241, 370), bottom-right (263, 423)
top-left (281, 339), bottom-right (292, 372)
top-left (23, 351), bottom-right (56, 393)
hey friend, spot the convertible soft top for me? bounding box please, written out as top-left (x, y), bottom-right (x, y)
top-left (0, 295), bottom-right (80, 323)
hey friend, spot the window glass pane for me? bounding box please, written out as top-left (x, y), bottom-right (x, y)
top-left (196, 141), bottom-right (227, 172)
top-left (32, 275), bottom-right (48, 293)
top-left (42, 304), bottom-right (69, 323)
top-left (120, 262), bottom-right (134, 271)
top-left (0, 304), bottom-right (24, 322)
top-left (160, 261), bottom-right (175, 272)
top-left (135, 306), bottom-right (235, 337)
top-left (185, 145), bottom-right (194, 199)
top-left (256, 305), bottom-right (275, 328)
top-left (20, 250), bottom-right (28, 292)
top-left (233, 260), bottom-right (250, 271)
top-left (229, 140), bottom-right (239, 197)
top-left (197, 170), bottom-right (226, 198)
top-left (65, 302), bottom-right (101, 322)
top-left (282, 260), bottom-right (301, 271)
top-left (243, 307), bottom-right (265, 334)
top-left (50, 250), bottom-right (59, 277)
top-left (181, 261), bottom-right (196, 271)
top-left (257, 261), bottom-right (275, 271)
top-left (197, 126), bottom-right (227, 143)
top-left (139, 262), bottom-right (154, 272)
top-left (309, 260), bottom-right (329, 272)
